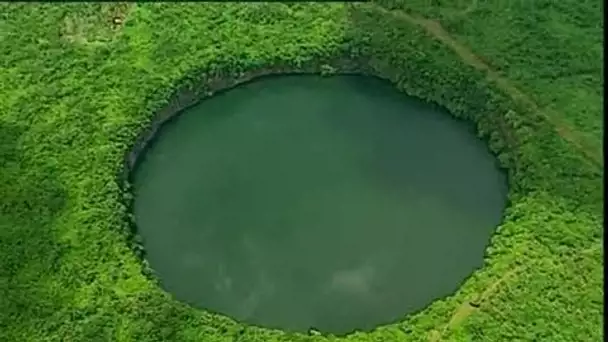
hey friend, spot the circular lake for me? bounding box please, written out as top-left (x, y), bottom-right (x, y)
top-left (132, 75), bottom-right (508, 334)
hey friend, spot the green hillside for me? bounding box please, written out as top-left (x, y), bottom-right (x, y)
top-left (0, 2), bottom-right (602, 341)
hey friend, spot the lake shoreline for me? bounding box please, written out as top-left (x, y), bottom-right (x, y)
top-left (125, 71), bottom-right (508, 334)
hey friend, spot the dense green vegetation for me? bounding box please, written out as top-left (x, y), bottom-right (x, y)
top-left (378, 0), bottom-right (603, 163)
top-left (1, 2), bottom-right (602, 342)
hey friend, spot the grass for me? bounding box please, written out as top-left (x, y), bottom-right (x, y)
top-left (0, 2), bottom-right (602, 342)
top-left (380, 0), bottom-right (603, 163)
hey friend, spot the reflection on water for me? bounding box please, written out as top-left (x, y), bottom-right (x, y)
top-left (132, 75), bottom-right (507, 334)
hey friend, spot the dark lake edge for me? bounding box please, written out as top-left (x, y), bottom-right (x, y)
top-left (117, 56), bottom-right (507, 305)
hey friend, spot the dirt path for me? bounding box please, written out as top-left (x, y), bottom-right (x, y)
top-left (372, 5), bottom-right (602, 169)
top-left (428, 267), bottom-right (521, 342)
top-left (362, 4), bottom-right (601, 339)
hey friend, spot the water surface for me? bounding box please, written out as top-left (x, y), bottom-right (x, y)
top-left (132, 75), bottom-right (507, 334)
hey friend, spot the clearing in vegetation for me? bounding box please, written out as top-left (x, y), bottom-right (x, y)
top-left (0, 2), bottom-right (602, 342)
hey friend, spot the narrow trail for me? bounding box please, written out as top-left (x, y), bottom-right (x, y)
top-left (363, 4), bottom-right (600, 339)
top-left (372, 5), bottom-right (602, 169)
top-left (427, 267), bottom-right (521, 342)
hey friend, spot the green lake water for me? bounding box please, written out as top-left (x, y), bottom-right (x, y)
top-left (132, 75), bottom-right (508, 334)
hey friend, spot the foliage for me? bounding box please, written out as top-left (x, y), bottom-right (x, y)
top-left (0, 2), bottom-right (602, 342)
top-left (376, 0), bottom-right (603, 161)
top-left (341, 5), bottom-right (602, 341)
